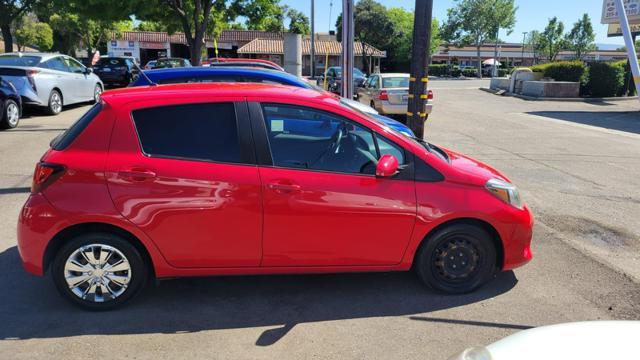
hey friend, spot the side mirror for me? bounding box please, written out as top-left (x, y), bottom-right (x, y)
top-left (376, 154), bottom-right (399, 178)
top-left (85, 68), bottom-right (93, 74)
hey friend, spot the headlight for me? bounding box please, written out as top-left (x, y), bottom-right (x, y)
top-left (485, 178), bottom-right (523, 209)
top-left (448, 347), bottom-right (492, 360)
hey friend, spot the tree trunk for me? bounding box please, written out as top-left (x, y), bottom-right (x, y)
top-left (476, 45), bottom-right (482, 79)
top-left (1, 24), bottom-right (13, 53)
top-left (191, 33), bottom-right (203, 66)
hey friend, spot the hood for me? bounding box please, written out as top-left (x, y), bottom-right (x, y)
top-left (440, 146), bottom-right (510, 186)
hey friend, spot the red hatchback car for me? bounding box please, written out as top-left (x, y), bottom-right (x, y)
top-left (17, 83), bottom-right (533, 310)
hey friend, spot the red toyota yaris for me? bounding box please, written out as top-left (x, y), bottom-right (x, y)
top-left (17, 83), bottom-right (533, 310)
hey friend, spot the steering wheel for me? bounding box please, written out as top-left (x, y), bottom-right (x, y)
top-left (309, 124), bottom-right (346, 167)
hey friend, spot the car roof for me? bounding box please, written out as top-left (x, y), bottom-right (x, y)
top-left (0, 52), bottom-right (67, 61)
top-left (139, 67), bottom-right (313, 87)
top-left (377, 73), bottom-right (409, 78)
top-left (101, 82), bottom-right (334, 107)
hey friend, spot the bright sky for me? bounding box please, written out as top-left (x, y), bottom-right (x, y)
top-left (280, 0), bottom-right (622, 46)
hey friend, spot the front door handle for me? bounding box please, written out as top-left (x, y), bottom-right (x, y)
top-left (118, 168), bottom-right (156, 182)
top-left (267, 182), bottom-right (301, 194)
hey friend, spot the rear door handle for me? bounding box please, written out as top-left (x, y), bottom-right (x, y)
top-left (118, 169), bottom-right (156, 182)
top-left (267, 182), bottom-right (301, 194)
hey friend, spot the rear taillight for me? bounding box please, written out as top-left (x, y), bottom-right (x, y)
top-left (427, 90), bottom-right (434, 100)
top-left (26, 69), bottom-right (39, 92)
top-left (31, 162), bottom-right (65, 194)
top-left (378, 90), bottom-right (389, 101)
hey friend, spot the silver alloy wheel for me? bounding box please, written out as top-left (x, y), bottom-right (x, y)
top-left (94, 85), bottom-right (102, 102)
top-left (64, 244), bottom-right (132, 303)
top-left (6, 102), bottom-right (19, 127)
top-left (50, 92), bottom-right (62, 113)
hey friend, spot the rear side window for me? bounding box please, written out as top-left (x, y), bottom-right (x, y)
top-left (132, 103), bottom-right (242, 163)
top-left (51, 104), bottom-right (103, 150)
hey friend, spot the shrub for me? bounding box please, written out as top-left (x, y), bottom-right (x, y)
top-left (429, 64), bottom-right (449, 77)
top-left (585, 61), bottom-right (626, 98)
top-left (450, 67), bottom-right (462, 77)
top-left (541, 61), bottom-right (586, 82)
top-left (462, 68), bottom-right (478, 77)
top-left (498, 68), bottom-right (510, 77)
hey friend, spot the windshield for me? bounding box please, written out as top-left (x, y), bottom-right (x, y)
top-left (96, 58), bottom-right (125, 67)
top-left (0, 55), bottom-right (42, 67)
top-left (155, 59), bottom-right (184, 67)
top-left (334, 68), bottom-right (364, 77)
top-left (382, 76), bottom-right (410, 88)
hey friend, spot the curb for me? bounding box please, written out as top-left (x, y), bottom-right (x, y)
top-left (479, 88), bottom-right (639, 102)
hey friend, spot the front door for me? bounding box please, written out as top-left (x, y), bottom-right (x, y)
top-left (253, 102), bottom-right (417, 267)
top-left (106, 100), bottom-right (263, 268)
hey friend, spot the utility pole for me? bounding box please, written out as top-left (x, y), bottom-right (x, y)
top-left (310, 0), bottom-right (315, 79)
top-left (407, 0), bottom-right (433, 138)
top-left (521, 32), bottom-right (528, 66)
top-left (341, 0), bottom-right (355, 98)
top-left (492, 26), bottom-right (499, 77)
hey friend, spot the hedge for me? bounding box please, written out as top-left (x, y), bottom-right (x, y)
top-left (462, 68), bottom-right (478, 77)
top-left (585, 61), bottom-right (626, 97)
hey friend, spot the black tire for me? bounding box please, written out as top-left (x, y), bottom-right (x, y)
top-left (370, 101), bottom-right (376, 111)
top-left (92, 84), bottom-right (102, 103)
top-left (414, 224), bottom-right (497, 294)
top-left (46, 89), bottom-right (63, 115)
top-left (51, 232), bottom-right (148, 310)
top-left (1, 99), bottom-right (20, 129)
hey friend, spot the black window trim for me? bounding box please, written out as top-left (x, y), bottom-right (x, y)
top-left (130, 100), bottom-right (256, 166)
top-left (249, 101), bottom-right (416, 180)
top-left (50, 103), bottom-right (103, 150)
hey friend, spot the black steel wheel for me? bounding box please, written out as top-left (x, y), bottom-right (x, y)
top-left (415, 224), bottom-right (497, 294)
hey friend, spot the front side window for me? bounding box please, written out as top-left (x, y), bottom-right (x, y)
top-left (132, 103), bottom-right (242, 163)
top-left (262, 104), bottom-right (386, 175)
top-left (64, 57), bottom-right (85, 73)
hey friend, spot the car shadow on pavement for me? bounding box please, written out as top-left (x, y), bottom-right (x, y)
top-left (527, 111), bottom-right (640, 134)
top-left (0, 246), bottom-right (518, 345)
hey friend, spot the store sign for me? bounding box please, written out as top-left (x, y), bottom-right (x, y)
top-left (601, 0), bottom-right (640, 24)
top-left (140, 41), bottom-right (166, 50)
top-left (608, 22), bottom-right (640, 36)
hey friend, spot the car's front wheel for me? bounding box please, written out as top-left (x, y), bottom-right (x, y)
top-left (414, 224), bottom-right (497, 294)
top-left (51, 233), bottom-right (148, 310)
top-left (1, 99), bottom-right (20, 129)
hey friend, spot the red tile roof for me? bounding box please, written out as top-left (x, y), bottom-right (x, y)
top-left (238, 38), bottom-right (386, 57)
top-left (113, 30), bottom-right (282, 44)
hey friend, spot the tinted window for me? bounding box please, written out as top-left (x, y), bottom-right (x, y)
top-left (96, 58), bottom-right (125, 67)
top-left (376, 135), bottom-right (406, 164)
top-left (262, 104), bottom-right (379, 175)
top-left (64, 57), bottom-right (85, 73)
top-left (0, 55), bottom-right (41, 66)
top-left (132, 103), bottom-right (241, 163)
top-left (382, 77), bottom-right (409, 88)
top-left (51, 103), bottom-right (102, 150)
top-left (46, 57), bottom-right (69, 72)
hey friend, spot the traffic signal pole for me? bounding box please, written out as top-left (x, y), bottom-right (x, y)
top-left (407, 0), bottom-right (434, 138)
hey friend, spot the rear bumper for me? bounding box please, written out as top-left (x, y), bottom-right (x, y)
top-left (17, 193), bottom-right (60, 276)
top-left (378, 102), bottom-right (433, 115)
top-left (19, 89), bottom-right (44, 106)
top-left (96, 73), bottom-right (128, 85)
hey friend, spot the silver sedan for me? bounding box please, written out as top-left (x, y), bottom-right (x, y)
top-left (357, 73), bottom-right (433, 117)
top-left (0, 52), bottom-right (103, 115)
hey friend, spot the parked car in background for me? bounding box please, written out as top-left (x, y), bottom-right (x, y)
top-left (144, 60), bottom-right (157, 70)
top-left (449, 321), bottom-right (640, 360)
top-left (152, 58), bottom-right (192, 69)
top-left (206, 58), bottom-right (284, 71)
top-left (130, 66), bottom-right (414, 136)
top-left (317, 66), bottom-right (367, 95)
top-left (357, 73), bottom-right (433, 118)
top-left (93, 57), bottom-right (139, 87)
top-left (0, 76), bottom-right (21, 129)
top-left (0, 53), bottom-right (103, 115)
top-left (17, 82), bottom-right (533, 309)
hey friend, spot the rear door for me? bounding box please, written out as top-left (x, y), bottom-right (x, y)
top-left (63, 57), bottom-right (92, 101)
top-left (106, 99), bottom-right (263, 268)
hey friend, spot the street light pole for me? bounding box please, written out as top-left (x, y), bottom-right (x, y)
top-left (407, 0), bottom-right (434, 138)
top-left (521, 31), bottom-right (528, 66)
top-left (341, 0), bottom-right (354, 98)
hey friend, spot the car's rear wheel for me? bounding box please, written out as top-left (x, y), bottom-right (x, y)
top-left (46, 90), bottom-right (62, 115)
top-left (1, 99), bottom-right (20, 129)
top-left (51, 233), bottom-right (148, 310)
top-left (93, 84), bottom-right (102, 103)
top-left (415, 224), bottom-right (497, 294)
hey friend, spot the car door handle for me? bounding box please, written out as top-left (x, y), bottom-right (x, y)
top-left (267, 182), bottom-right (301, 194)
top-left (118, 169), bottom-right (156, 181)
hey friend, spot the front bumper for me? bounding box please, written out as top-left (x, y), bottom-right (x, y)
top-left (502, 204), bottom-right (534, 271)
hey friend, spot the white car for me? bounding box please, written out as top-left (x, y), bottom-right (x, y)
top-left (357, 73), bottom-right (433, 117)
top-left (0, 52), bottom-right (103, 115)
top-left (449, 321), bottom-right (640, 360)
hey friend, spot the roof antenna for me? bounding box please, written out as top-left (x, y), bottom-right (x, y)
top-left (132, 62), bottom-right (157, 86)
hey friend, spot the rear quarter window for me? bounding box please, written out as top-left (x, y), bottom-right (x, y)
top-left (51, 103), bottom-right (103, 150)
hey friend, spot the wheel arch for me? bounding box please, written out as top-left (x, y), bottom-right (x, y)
top-left (413, 217), bottom-right (504, 271)
top-left (43, 222), bottom-right (155, 278)
top-left (51, 87), bottom-right (63, 104)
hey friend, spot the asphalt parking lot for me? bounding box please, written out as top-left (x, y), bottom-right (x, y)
top-left (1, 80), bottom-right (639, 359)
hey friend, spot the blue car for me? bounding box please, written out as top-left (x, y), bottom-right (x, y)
top-left (0, 76), bottom-right (21, 129)
top-left (130, 67), bottom-right (414, 137)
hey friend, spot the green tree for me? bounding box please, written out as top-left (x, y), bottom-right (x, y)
top-left (15, 18), bottom-right (52, 51)
top-left (287, 8), bottom-right (310, 35)
top-left (526, 30), bottom-right (544, 64)
top-left (241, 0), bottom-right (285, 32)
top-left (386, 7), bottom-right (440, 72)
top-left (565, 13), bottom-right (595, 60)
top-left (335, 0), bottom-right (395, 75)
top-left (540, 17), bottom-right (566, 61)
top-left (1, 0), bottom-right (37, 52)
top-left (442, 0), bottom-right (517, 78)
